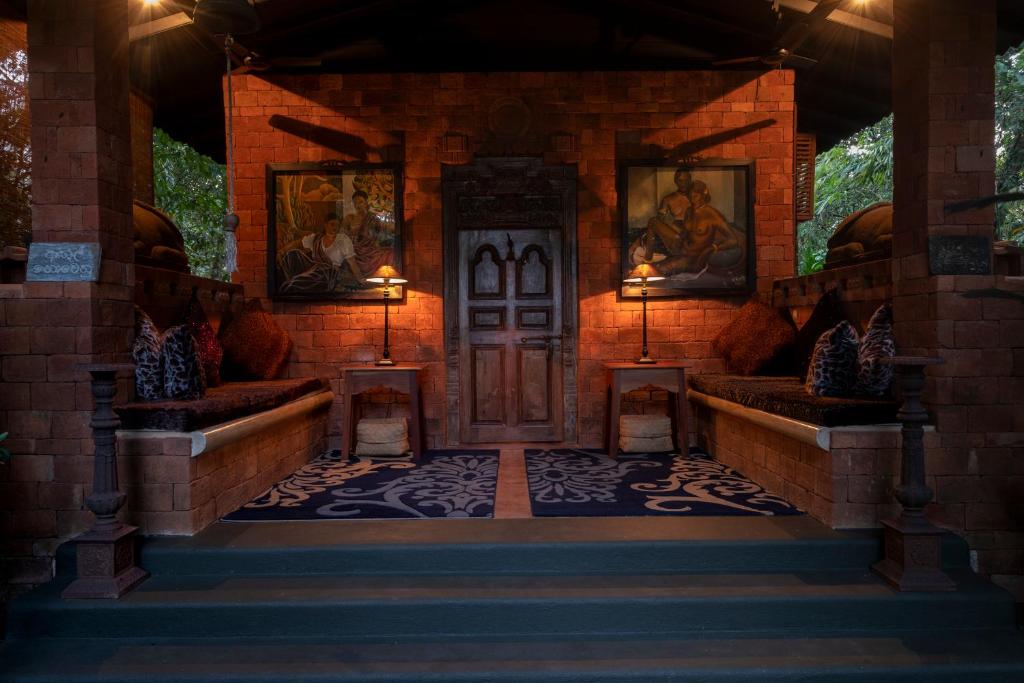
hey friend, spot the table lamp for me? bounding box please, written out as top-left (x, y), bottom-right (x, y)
top-left (366, 264), bottom-right (408, 366)
top-left (623, 263), bottom-right (665, 364)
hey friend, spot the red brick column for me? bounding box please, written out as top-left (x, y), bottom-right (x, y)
top-left (891, 0), bottom-right (1024, 599)
top-left (0, 0), bottom-right (133, 590)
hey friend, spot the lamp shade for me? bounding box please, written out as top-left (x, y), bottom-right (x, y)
top-left (193, 0), bottom-right (261, 35)
top-left (366, 264), bottom-right (408, 284)
top-left (623, 263), bottom-right (666, 283)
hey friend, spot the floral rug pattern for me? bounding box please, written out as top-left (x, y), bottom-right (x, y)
top-left (525, 448), bottom-right (800, 517)
top-left (222, 450), bottom-right (499, 521)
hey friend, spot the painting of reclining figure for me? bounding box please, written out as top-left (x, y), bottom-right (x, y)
top-left (621, 160), bottom-right (754, 297)
top-left (268, 163), bottom-right (402, 301)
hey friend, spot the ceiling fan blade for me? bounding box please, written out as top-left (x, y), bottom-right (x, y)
top-left (783, 52), bottom-right (819, 68)
top-left (711, 55), bottom-right (764, 66)
top-left (775, 0), bottom-right (843, 53)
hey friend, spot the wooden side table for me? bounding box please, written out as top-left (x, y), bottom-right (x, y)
top-left (604, 361), bottom-right (688, 457)
top-left (340, 364), bottom-right (424, 460)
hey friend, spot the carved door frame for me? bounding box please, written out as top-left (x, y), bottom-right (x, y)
top-left (442, 157), bottom-right (578, 446)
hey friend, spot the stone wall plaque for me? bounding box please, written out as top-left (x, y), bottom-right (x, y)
top-left (928, 235), bottom-right (991, 275)
top-left (26, 242), bottom-right (102, 282)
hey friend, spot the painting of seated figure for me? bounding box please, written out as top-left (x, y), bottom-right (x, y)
top-left (620, 160), bottom-right (754, 297)
top-left (268, 163), bottom-right (402, 301)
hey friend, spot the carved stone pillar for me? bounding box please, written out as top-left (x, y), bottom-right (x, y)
top-left (62, 364), bottom-right (148, 599)
top-left (872, 356), bottom-right (955, 592)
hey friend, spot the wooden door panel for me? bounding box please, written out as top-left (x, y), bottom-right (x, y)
top-left (470, 345), bottom-right (505, 424)
top-left (444, 160), bottom-right (577, 446)
top-left (517, 344), bottom-right (552, 423)
top-left (469, 244), bottom-right (505, 299)
top-left (516, 245), bottom-right (552, 298)
top-left (516, 306), bottom-right (551, 330)
top-left (457, 228), bottom-right (562, 442)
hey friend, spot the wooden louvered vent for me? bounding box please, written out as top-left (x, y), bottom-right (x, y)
top-left (795, 133), bottom-right (816, 222)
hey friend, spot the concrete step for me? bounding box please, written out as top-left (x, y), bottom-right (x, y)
top-left (4, 631), bottom-right (1024, 682)
top-left (10, 570), bottom-right (1014, 640)
top-left (52, 518), bottom-right (971, 578)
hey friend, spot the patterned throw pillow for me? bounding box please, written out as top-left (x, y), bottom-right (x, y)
top-left (132, 307), bottom-right (164, 401)
top-left (185, 295), bottom-right (223, 388)
top-left (160, 325), bottom-right (207, 401)
top-left (805, 321), bottom-right (859, 397)
top-left (219, 300), bottom-right (293, 381)
top-left (855, 303), bottom-right (895, 396)
top-left (712, 300), bottom-right (797, 375)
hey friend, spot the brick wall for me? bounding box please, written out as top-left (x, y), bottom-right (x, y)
top-left (0, 1), bottom-right (134, 598)
top-left (117, 403), bottom-right (330, 535)
top-left (692, 402), bottom-right (906, 529)
top-left (229, 70), bottom-right (797, 449)
top-left (890, 0), bottom-right (1024, 600)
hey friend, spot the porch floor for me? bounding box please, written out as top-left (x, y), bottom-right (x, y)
top-left (219, 447), bottom-right (801, 521)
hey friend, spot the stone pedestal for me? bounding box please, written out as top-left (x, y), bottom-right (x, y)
top-left (61, 526), bottom-right (148, 599)
top-left (874, 517), bottom-right (955, 592)
top-left (62, 364), bottom-right (148, 599)
top-left (872, 356), bottom-right (955, 592)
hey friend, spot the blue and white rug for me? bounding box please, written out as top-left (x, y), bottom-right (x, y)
top-left (223, 450), bottom-right (500, 521)
top-left (525, 448), bottom-right (801, 517)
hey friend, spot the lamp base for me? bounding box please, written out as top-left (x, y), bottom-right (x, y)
top-left (634, 357), bottom-right (657, 364)
top-left (375, 358), bottom-right (396, 366)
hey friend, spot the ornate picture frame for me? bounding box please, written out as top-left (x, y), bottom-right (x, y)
top-left (619, 158), bottom-right (755, 298)
top-left (267, 162), bottom-right (403, 301)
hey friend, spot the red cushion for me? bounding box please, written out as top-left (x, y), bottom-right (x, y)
top-left (713, 300), bottom-right (797, 375)
top-left (219, 301), bottom-right (292, 381)
top-left (186, 296), bottom-right (223, 387)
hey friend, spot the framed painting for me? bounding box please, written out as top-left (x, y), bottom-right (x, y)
top-left (619, 159), bottom-right (755, 298)
top-left (267, 163), bottom-right (403, 301)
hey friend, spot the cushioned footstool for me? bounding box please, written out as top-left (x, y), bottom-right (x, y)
top-left (618, 414), bottom-right (674, 453)
top-left (355, 418), bottom-right (410, 456)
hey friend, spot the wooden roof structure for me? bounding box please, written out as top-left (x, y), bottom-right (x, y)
top-left (9, 0), bottom-right (1024, 160)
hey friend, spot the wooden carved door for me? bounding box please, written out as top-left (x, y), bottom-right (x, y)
top-left (443, 158), bottom-right (578, 446)
top-left (458, 229), bottom-right (563, 442)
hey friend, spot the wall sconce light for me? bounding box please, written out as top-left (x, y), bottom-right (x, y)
top-left (366, 265), bottom-right (408, 366)
top-left (623, 263), bottom-right (665, 364)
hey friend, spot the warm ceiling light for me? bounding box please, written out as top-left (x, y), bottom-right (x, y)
top-left (142, 0), bottom-right (160, 6)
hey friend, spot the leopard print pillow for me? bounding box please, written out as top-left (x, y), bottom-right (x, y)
top-left (160, 325), bottom-right (206, 401)
top-left (132, 307), bottom-right (164, 401)
top-left (855, 303), bottom-right (895, 396)
top-left (805, 320), bottom-right (859, 397)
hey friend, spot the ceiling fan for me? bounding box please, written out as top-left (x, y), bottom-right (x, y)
top-left (711, 0), bottom-right (845, 68)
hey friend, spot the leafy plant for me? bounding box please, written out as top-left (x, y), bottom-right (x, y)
top-left (0, 49), bottom-right (30, 249)
top-left (0, 432), bottom-right (11, 465)
top-left (152, 127), bottom-right (228, 281)
top-left (797, 40), bottom-right (1024, 274)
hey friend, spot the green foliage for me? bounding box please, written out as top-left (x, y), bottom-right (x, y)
top-left (995, 42), bottom-right (1024, 243)
top-left (797, 115), bottom-right (893, 275)
top-left (797, 40), bottom-right (1024, 275)
top-left (152, 127), bottom-right (228, 281)
top-left (0, 49), bottom-right (30, 249)
top-left (0, 432), bottom-right (10, 465)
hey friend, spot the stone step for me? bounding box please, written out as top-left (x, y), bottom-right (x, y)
top-left (10, 570), bottom-right (1013, 640)
top-left (4, 631), bottom-right (1024, 683)
top-left (53, 518), bottom-right (971, 578)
